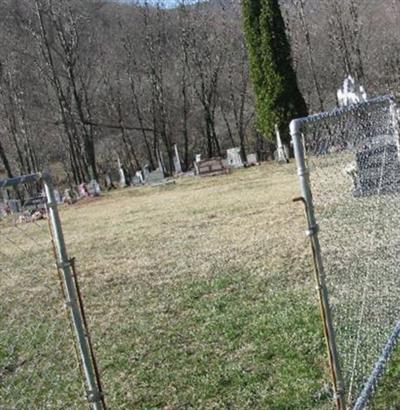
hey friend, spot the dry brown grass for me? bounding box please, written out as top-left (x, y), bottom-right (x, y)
top-left (62, 163), bottom-right (312, 285)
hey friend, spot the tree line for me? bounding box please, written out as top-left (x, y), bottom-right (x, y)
top-left (0, 0), bottom-right (398, 185)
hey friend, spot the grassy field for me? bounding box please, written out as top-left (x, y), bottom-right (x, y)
top-left (0, 162), bottom-right (399, 409)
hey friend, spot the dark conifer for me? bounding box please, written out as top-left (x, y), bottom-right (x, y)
top-left (242, 0), bottom-right (307, 142)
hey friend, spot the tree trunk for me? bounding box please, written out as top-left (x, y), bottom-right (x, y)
top-left (0, 139), bottom-right (13, 178)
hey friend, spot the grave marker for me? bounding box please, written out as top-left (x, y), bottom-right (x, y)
top-left (197, 157), bottom-right (229, 177)
top-left (337, 75), bottom-right (367, 107)
top-left (275, 124), bottom-right (289, 164)
top-left (246, 153), bottom-right (258, 166)
top-left (87, 180), bottom-right (101, 196)
top-left (117, 157), bottom-right (127, 187)
top-left (173, 144), bottom-right (182, 174)
top-left (226, 147), bottom-right (243, 168)
top-left (147, 168), bottom-right (165, 184)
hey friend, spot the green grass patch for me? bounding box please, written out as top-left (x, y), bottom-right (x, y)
top-left (98, 268), bottom-right (331, 409)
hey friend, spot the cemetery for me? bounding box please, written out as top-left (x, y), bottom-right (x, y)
top-left (0, 146), bottom-right (261, 219)
top-left (2, 150), bottom-right (400, 408)
top-left (1, 0), bottom-right (400, 409)
top-left (2, 90), bottom-right (400, 408)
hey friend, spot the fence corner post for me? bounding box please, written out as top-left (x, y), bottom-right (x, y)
top-left (290, 119), bottom-right (345, 410)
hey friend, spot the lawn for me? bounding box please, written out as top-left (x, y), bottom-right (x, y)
top-left (0, 162), bottom-right (398, 409)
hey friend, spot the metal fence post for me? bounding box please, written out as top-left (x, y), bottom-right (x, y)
top-left (290, 120), bottom-right (345, 410)
top-left (43, 174), bottom-right (105, 410)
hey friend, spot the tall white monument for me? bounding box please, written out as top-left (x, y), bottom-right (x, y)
top-left (156, 149), bottom-right (165, 178)
top-left (117, 157), bottom-right (127, 188)
top-left (275, 124), bottom-right (289, 164)
top-left (337, 75), bottom-right (367, 107)
top-left (173, 144), bottom-right (182, 174)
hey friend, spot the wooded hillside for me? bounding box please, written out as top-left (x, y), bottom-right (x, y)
top-left (0, 0), bottom-right (398, 184)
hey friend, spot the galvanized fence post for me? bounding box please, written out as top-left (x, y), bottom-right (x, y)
top-left (43, 174), bottom-right (105, 410)
top-left (290, 120), bottom-right (345, 410)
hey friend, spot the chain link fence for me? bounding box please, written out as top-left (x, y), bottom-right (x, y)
top-left (0, 174), bottom-right (105, 409)
top-left (292, 97), bottom-right (400, 408)
top-left (291, 96), bottom-right (400, 409)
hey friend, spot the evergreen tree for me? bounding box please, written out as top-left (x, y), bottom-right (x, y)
top-left (242, 0), bottom-right (307, 143)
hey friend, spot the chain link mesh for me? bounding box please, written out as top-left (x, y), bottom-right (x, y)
top-left (300, 97), bottom-right (400, 407)
top-left (0, 192), bottom-right (87, 409)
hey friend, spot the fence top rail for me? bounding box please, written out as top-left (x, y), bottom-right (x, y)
top-left (290, 95), bottom-right (395, 133)
top-left (0, 173), bottom-right (43, 189)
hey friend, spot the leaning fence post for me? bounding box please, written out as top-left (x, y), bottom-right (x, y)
top-left (43, 174), bottom-right (104, 410)
top-left (290, 120), bottom-right (345, 410)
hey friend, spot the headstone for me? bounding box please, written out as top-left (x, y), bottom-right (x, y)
top-left (246, 153), bottom-right (258, 166)
top-left (142, 165), bottom-right (151, 182)
top-left (197, 157), bottom-right (229, 177)
top-left (194, 154), bottom-right (202, 175)
top-left (8, 199), bottom-right (21, 214)
top-left (72, 187), bottom-right (80, 200)
top-left (337, 75), bottom-right (368, 107)
top-left (0, 202), bottom-right (8, 217)
top-left (156, 150), bottom-right (165, 178)
top-left (275, 124), bottom-right (289, 164)
top-left (132, 176), bottom-right (141, 185)
top-left (346, 101), bottom-right (400, 197)
top-left (353, 141), bottom-right (400, 196)
top-left (132, 170), bottom-right (143, 185)
top-left (54, 188), bottom-right (62, 204)
top-left (147, 168), bottom-right (165, 184)
top-left (173, 144), bottom-right (182, 174)
top-left (63, 189), bottom-right (73, 205)
top-left (226, 147), bottom-right (243, 168)
top-left (105, 174), bottom-right (116, 190)
top-left (78, 183), bottom-right (89, 198)
top-left (87, 180), bottom-right (101, 196)
top-left (118, 157), bottom-right (127, 188)
top-left (133, 170), bottom-right (144, 185)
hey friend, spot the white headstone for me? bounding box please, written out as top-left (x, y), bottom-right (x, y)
top-left (246, 153), bottom-right (258, 166)
top-left (63, 189), bottom-right (72, 204)
top-left (78, 183), bottom-right (89, 198)
top-left (54, 188), bottom-right (62, 204)
top-left (135, 170), bottom-right (144, 184)
top-left (88, 180), bottom-right (101, 196)
top-left (173, 144), bottom-right (182, 174)
top-left (226, 147), bottom-right (243, 168)
top-left (156, 150), bottom-right (165, 178)
top-left (337, 75), bottom-right (368, 107)
top-left (194, 154), bottom-right (201, 175)
top-left (275, 124), bottom-right (289, 164)
top-left (117, 157), bottom-right (126, 188)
